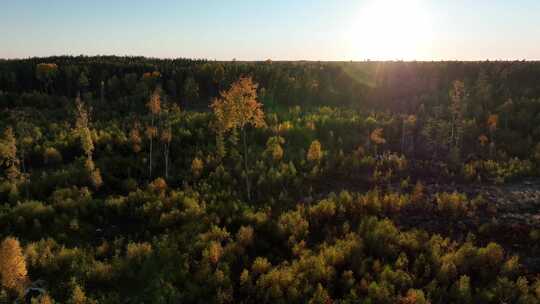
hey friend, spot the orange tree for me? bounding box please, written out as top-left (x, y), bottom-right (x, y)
top-left (211, 76), bottom-right (266, 201)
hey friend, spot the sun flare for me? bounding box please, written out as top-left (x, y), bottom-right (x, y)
top-left (350, 0), bottom-right (433, 60)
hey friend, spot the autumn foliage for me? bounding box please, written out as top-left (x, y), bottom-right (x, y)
top-left (0, 237), bottom-right (28, 294)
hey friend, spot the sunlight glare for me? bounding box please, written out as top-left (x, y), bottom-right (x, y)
top-left (349, 0), bottom-right (433, 60)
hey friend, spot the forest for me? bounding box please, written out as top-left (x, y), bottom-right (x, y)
top-left (1, 56), bottom-right (540, 303)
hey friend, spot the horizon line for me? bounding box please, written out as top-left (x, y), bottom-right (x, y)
top-left (1, 54), bottom-right (540, 63)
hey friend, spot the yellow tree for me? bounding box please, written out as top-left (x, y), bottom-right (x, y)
top-left (364, 116), bottom-right (377, 153)
top-left (370, 128), bottom-right (386, 154)
top-left (191, 157), bottom-right (204, 178)
top-left (307, 140), bottom-right (323, 163)
top-left (264, 136), bottom-right (285, 162)
top-left (69, 284), bottom-right (88, 304)
top-left (146, 89), bottom-right (161, 178)
top-left (0, 237), bottom-right (28, 295)
top-left (75, 95), bottom-right (102, 189)
top-left (0, 127), bottom-right (21, 184)
top-left (487, 114), bottom-right (498, 158)
top-left (211, 77), bottom-right (266, 201)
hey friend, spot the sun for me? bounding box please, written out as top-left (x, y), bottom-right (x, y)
top-left (349, 0), bottom-right (433, 60)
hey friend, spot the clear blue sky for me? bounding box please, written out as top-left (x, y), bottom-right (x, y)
top-left (1, 0), bottom-right (539, 60)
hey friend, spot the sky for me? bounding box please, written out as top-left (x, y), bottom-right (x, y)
top-left (1, 0), bottom-right (539, 61)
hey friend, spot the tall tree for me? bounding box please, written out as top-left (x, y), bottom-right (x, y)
top-left (0, 237), bottom-right (28, 296)
top-left (401, 115), bottom-right (417, 156)
top-left (487, 114), bottom-right (498, 158)
top-left (161, 125), bottom-right (172, 179)
top-left (146, 89), bottom-right (161, 178)
top-left (75, 95), bottom-right (102, 188)
top-left (449, 80), bottom-right (465, 151)
top-left (211, 77), bottom-right (266, 201)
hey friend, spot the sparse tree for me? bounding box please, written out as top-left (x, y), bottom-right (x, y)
top-left (75, 95), bottom-right (102, 188)
top-left (160, 101), bottom-right (174, 179)
top-left (401, 115), bottom-right (417, 155)
top-left (146, 89), bottom-right (161, 178)
top-left (487, 114), bottom-right (498, 158)
top-left (211, 76), bottom-right (266, 201)
top-left (161, 126), bottom-right (172, 179)
top-left (449, 80), bottom-right (465, 151)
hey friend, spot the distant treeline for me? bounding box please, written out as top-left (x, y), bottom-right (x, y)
top-left (1, 56), bottom-right (540, 112)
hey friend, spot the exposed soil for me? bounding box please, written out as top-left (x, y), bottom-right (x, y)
top-left (398, 178), bottom-right (540, 274)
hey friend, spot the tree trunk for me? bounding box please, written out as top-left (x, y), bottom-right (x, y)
top-left (242, 128), bottom-right (251, 201)
top-left (149, 116), bottom-right (154, 178)
top-left (21, 154), bottom-right (29, 200)
top-left (164, 143), bottom-right (169, 179)
top-left (401, 121), bottom-right (405, 155)
top-left (149, 138), bottom-right (153, 178)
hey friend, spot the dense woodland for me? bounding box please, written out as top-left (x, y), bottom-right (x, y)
top-left (1, 56), bottom-right (540, 303)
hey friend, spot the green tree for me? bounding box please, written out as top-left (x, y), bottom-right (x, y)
top-left (75, 95), bottom-right (102, 188)
top-left (183, 76), bottom-right (199, 105)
